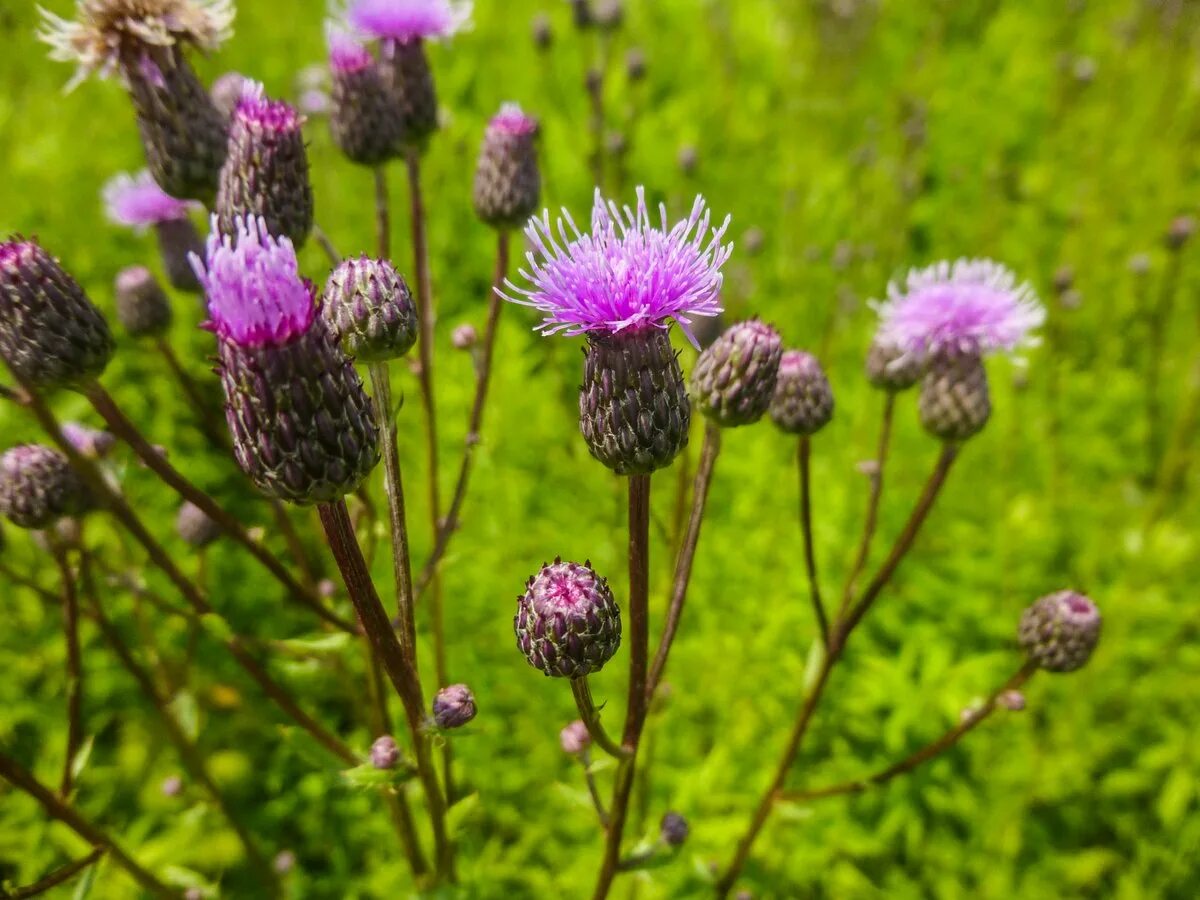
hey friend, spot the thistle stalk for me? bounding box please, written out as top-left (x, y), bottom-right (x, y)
top-left (4, 847), bottom-right (105, 899)
top-left (571, 676), bottom-right (631, 760)
top-left (48, 544), bottom-right (83, 799)
top-left (839, 392), bottom-right (896, 615)
top-left (798, 436), bottom-right (829, 647)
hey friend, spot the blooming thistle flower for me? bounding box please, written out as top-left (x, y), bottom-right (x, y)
top-left (103, 171), bottom-right (205, 292)
top-left (0, 238), bottom-right (115, 392)
top-left (473, 103), bottom-right (541, 232)
top-left (502, 188), bottom-right (730, 474)
top-left (326, 24), bottom-right (401, 166)
top-left (114, 265), bottom-right (172, 338)
top-left (341, 0), bottom-right (471, 151)
top-left (41, 1), bottom-right (232, 201)
top-left (190, 216), bottom-right (380, 505)
top-left (515, 558), bottom-right (621, 678)
top-left (1018, 591), bottom-right (1101, 673)
top-left (0, 444), bottom-right (93, 530)
top-left (216, 82), bottom-right (314, 248)
top-left (691, 319), bottom-right (783, 427)
top-left (874, 259), bottom-right (1043, 443)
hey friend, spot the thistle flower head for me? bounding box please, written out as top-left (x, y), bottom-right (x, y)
top-left (341, 0), bottom-right (472, 43)
top-left (488, 102), bottom-right (538, 137)
top-left (103, 170), bottom-right (197, 231)
top-left (234, 80), bottom-right (303, 133)
top-left (875, 259), bottom-right (1044, 361)
top-left (191, 215), bottom-right (315, 347)
top-left (39, 0), bottom-right (234, 87)
top-left (327, 22), bottom-right (373, 73)
top-left (1018, 590), bottom-right (1101, 673)
top-left (515, 558), bottom-right (621, 678)
top-left (370, 734), bottom-right (400, 769)
top-left (0, 444), bottom-right (93, 530)
top-left (502, 187), bottom-right (731, 346)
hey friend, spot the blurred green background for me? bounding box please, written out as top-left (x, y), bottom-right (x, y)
top-left (2, 0), bottom-right (1198, 897)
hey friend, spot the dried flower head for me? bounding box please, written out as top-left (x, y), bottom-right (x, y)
top-left (342, 0), bottom-right (472, 43)
top-left (502, 187), bottom-right (730, 346)
top-left (103, 170), bottom-right (197, 231)
top-left (39, 0), bottom-right (234, 87)
top-left (875, 259), bottom-right (1044, 361)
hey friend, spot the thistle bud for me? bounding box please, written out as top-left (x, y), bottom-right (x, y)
top-left (381, 39), bottom-right (439, 153)
top-left (115, 266), bottom-right (172, 338)
top-left (473, 104), bottom-right (542, 231)
top-left (432, 684), bottom-right (477, 729)
top-left (593, 0), bottom-right (624, 30)
top-left (569, 0), bottom-right (592, 29)
top-left (156, 218), bottom-right (206, 293)
top-left (532, 13), bottom-right (553, 49)
top-left (865, 340), bottom-right (922, 392)
top-left (560, 720), bottom-right (591, 755)
top-left (176, 500), bottom-right (221, 549)
top-left (769, 350), bottom-right (834, 436)
top-left (678, 145), bottom-right (698, 176)
top-left (452, 323), bottom-right (477, 350)
top-left (60, 422), bottom-right (116, 460)
top-left (626, 48), bottom-right (646, 81)
top-left (327, 27), bottom-right (401, 167)
top-left (660, 812), bottom-right (690, 847)
top-left (691, 319), bottom-right (783, 427)
top-left (273, 851), bottom-right (296, 875)
top-left (919, 351), bottom-right (991, 443)
top-left (0, 444), bottom-right (92, 530)
top-left (580, 329), bottom-right (690, 475)
top-left (371, 734), bottom-right (400, 770)
top-left (211, 71), bottom-right (249, 120)
top-left (998, 690), bottom-right (1026, 712)
top-left (1052, 266), bottom-right (1074, 295)
top-left (216, 83), bottom-right (314, 248)
top-left (161, 775), bottom-right (183, 797)
top-left (321, 257), bottom-right (418, 362)
top-left (1018, 591), bottom-right (1101, 673)
top-left (1167, 215), bottom-right (1196, 252)
top-left (0, 239), bottom-right (114, 392)
top-left (515, 559), bottom-right (621, 678)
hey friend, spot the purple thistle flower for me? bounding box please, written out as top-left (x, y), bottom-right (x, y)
top-left (502, 187), bottom-right (731, 346)
top-left (874, 259), bottom-right (1044, 361)
top-left (489, 102), bottom-right (539, 137)
top-left (103, 171), bottom-right (197, 231)
top-left (342, 0), bottom-right (473, 43)
top-left (327, 23), bottom-right (374, 73)
top-left (190, 215), bottom-right (315, 347)
top-left (234, 80), bottom-right (304, 133)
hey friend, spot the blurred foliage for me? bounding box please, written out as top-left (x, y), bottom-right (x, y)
top-left (1, 0), bottom-right (1199, 897)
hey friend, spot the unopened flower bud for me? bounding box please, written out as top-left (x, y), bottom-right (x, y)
top-left (532, 13), bottom-right (553, 49)
top-left (515, 558), bottom-right (621, 677)
top-left (865, 339), bottom-right (923, 392)
top-left (1167, 215), bottom-right (1196, 252)
top-left (273, 850), bottom-right (296, 875)
top-left (1128, 253), bottom-right (1151, 276)
top-left (321, 257), bottom-right (418, 362)
top-left (743, 227), bottom-right (765, 256)
top-left (770, 350), bottom-right (834, 436)
top-left (1018, 590), bottom-right (1101, 673)
top-left (593, 0), bottom-right (623, 30)
top-left (569, 0), bottom-right (592, 29)
top-left (327, 27), bottom-right (400, 167)
top-left (155, 218), bottom-right (206, 293)
top-left (176, 500), bottom-right (220, 549)
top-left (626, 48), bottom-right (646, 81)
top-left (691, 319), bottom-right (783, 427)
top-left (371, 735), bottom-right (400, 770)
top-left (660, 812), bottom-right (689, 847)
top-left (432, 683), bottom-right (477, 729)
top-left (678, 145), bottom-right (698, 176)
top-left (0, 444), bottom-right (92, 530)
top-left (115, 266), bottom-right (172, 338)
top-left (919, 351), bottom-right (990, 443)
top-left (161, 775), bottom-right (183, 797)
top-left (381, 39), bottom-right (439, 153)
top-left (998, 690), bottom-right (1026, 711)
top-left (560, 720), bottom-right (591, 755)
top-left (1052, 266), bottom-right (1074, 295)
top-left (473, 104), bottom-right (541, 231)
top-left (452, 323), bottom-right (477, 350)
top-left (60, 422), bottom-right (115, 460)
top-left (318, 578), bottom-right (339, 599)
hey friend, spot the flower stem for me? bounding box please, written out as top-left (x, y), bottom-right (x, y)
top-left (646, 423), bottom-right (721, 697)
top-left (1145, 247), bottom-right (1183, 480)
top-left (316, 498), bottom-right (454, 883)
top-left (571, 676), bottom-right (631, 760)
top-left (152, 337), bottom-right (228, 453)
top-left (578, 750), bottom-right (610, 828)
top-left (48, 544), bottom-right (83, 799)
top-left (798, 437), bottom-right (829, 647)
top-left (82, 382), bottom-right (352, 633)
top-left (839, 392), bottom-right (896, 617)
top-left (778, 660), bottom-right (1038, 804)
top-left (0, 750), bottom-right (179, 899)
top-left (313, 224), bottom-right (342, 266)
top-left (375, 166), bottom-right (391, 260)
top-left (413, 231), bottom-right (510, 599)
top-left (4, 846), bottom-right (105, 899)
top-left (591, 473), bottom-right (651, 900)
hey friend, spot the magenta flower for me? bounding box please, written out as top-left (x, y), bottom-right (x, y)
top-left (234, 80), bottom-right (304, 133)
top-left (875, 259), bottom-right (1044, 360)
top-left (502, 187), bottom-right (731, 345)
top-left (488, 102), bottom-right (538, 137)
top-left (327, 22), bottom-right (374, 73)
top-left (342, 0), bottom-right (472, 43)
top-left (103, 171), bottom-right (197, 231)
top-left (189, 215), bottom-right (315, 347)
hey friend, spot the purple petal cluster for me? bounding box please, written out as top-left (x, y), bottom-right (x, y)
top-left (488, 102), bottom-right (538, 137)
top-left (875, 259), bottom-right (1044, 360)
top-left (235, 81), bottom-right (303, 133)
top-left (342, 0), bottom-right (473, 43)
top-left (103, 171), bottom-right (196, 230)
top-left (503, 187), bottom-right (731, 344)
top-left (327, 23), bottom-right (374, 73)
top-left (190, 215), bottom-right (315, 347)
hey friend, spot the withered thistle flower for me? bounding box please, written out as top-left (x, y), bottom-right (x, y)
top-left (691, 319), bottom-right (783, 427)
top-left (191, 216), bottom-right (379, 505)
top-left (40, 0), bottom-right (232, 201)
top-left (473, 103), bottom-right (541, 231)
top-left (216, 82), bottom-right (314, 248)
top-left (769, 350), bottom-right (833, 436)
top-left (0, 444), bottom-right (92, 530)
top-left (114, 265), bottom-right (172, 338)
top-left (326, 25), bottom-right (401, 166)
top-left (431, 683), bottom-right (477, 729)
top-left (515, 559), bottom-right (621, 678)
top-left (0, 238), bottom-right (115, 392)
top-left (1018, 591), bottom-right (1101, 673)
top-left (342, 0), bottom-right (472, 152)
top-left (502, 187), bottom-right (731, 474)
top-left (103, 170), bottom-right (204, 291)
top-left (321, 256), bottom-right (418, 362)
top-left (875, 259), bottom-right (1043, 443)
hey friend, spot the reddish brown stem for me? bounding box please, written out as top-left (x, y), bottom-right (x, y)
top-left (839, 392), bottom-right (896, 616)
top-left (798, 437), bottom-right (830, 647)
top-left (48, 545), bottom-right (83, 799)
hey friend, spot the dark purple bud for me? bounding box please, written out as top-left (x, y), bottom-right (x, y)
top-left (327, 28), bottom-right (402, 167)
top-left (1052, 266), bottom-right (1074, 295)
top-left (60, 422), bottom-right (115, 460)
top-left (176, 500), bottom-right (221, 549)
top-left (432, 683), bottom-right (477, 729)
top-left (625, 48), bottom-right (646, 81)
top-left (532, 13), bottom-right (553, 49)
top-left (866, 339), bottom-right (923, 392)
top-left (770, 350), bottom-right (834, 435)
top-left (0, 444), bottom-right (93, 530)
top-left (115, 265), bottom-right (172, 338)
top-left (473, 104), bottom-right (541, 231)
top-left (515, 559), bottom-right (621, 678)
top-left (660, 811), bottom-right (689, 847)
top-left (919, 351), bottom-right (990, 443)
top-left (691, 319), bottom-right (784, 427)
top-left (1167, 214), bottom-right (1196, 252)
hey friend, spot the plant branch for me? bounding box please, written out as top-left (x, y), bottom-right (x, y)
top-left (798, 437), bottom-right (829, 647)
top-left (839, 393), bottom-right (895, 616)
top-left (4, 847), bottom-right (105, 898)
top-left (571, 676), bottom-right (631, 760)
top-left (47, 545), bottom-right (83, 799)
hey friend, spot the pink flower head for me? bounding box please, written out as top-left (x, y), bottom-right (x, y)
top-left (874, 259), bottom-right (1044, 360)
top-left (190, 215), bottom-right (315, 347)
top-left (235, 80), bottom-right (303, 133)
top-left (103, 171), bottom-right (197, 231)
top-left (342, 0), bottom-right (472, 43)
top-left (326, 22), bottom-right (373, 73)
top-left (488, 102), bottom-right (538, 137)
top-left (502, 187), bottom-right (731, 346)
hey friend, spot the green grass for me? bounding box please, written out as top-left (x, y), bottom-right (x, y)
top-left (2, 0), bottom-right (1199, 897)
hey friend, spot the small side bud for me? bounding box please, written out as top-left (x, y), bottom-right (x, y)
top-left (371, 734), bottom-right (401, 770)
top-left (452, 323), bottom-right (477, 350)
top-left (176, 501), bottom-right (221, 549)
top-left (515, 560), bottom-right (621, 677)
top-left (432, 684), bottom-right (477, 729)
top-left (115, 266), bottom-right (172, 339)
top-left (769, 350), bottom-right (834, 436)
top-left (1018, 590), bottom-right (1101, 673)
top-left (560, 720), bottom-right (591, 755)
top-left (659, 812), bottom-right (690, 847)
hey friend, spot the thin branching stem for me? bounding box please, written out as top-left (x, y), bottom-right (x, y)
top-left (839, 392), bottom-right (896, 617)
top-left (571, 676), bottom-right (631, 760)
top-left (47, 545), bottom-right (83, 799)
top-left (798, 437), bottom-right (829, 647)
